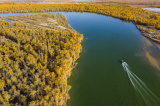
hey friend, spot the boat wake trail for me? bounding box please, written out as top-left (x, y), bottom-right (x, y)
top-left (122, 62), bottom-right (160, 105)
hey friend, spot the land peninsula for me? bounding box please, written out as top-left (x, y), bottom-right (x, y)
top-left (0, 13), bottom-right (83, 105)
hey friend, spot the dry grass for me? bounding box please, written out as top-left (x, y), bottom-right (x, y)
top-left (7, 13), bottom-right (57, 29)
top-left (5, 13), bottom-right (73, 31)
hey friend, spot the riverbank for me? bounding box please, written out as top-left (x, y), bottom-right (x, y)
top-left (136, 25), bottom-right (160, 44)
top-left (144, 38), bottom-right (160, 71)
top-left (134, 24), bottom-right (160, 71)
top-left (145, 51), bottom-right (160, 71)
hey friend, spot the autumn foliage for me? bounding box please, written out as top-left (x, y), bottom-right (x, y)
top-left (0, 4), bottom-right (159, 28)
top-left (0, 13), bottom-right (82, 105)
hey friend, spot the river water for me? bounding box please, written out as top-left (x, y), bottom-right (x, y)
top-left (1, 12), bottom-right (160, 106)
top-left (62, 12), bottom-right (160, 106)
top-left (143, 8), bottom-right (160, 12)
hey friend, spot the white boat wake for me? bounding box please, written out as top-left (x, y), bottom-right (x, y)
top-left (122, 61), bottom-right (160, 105)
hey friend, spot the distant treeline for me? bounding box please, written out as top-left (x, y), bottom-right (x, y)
top-left (0, 4), bottom-right (160, 28)
top-left (0, 0), bottom-right (68, 3)
top-left (89, 0), bottom-right (160, 7)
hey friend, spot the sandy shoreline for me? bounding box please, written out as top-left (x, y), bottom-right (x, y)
top-left (144, 38), bottom-right (160, 71)
top-left (134, 23), bottom-right (160, 71)
top-left (145, 50), bottom-right (160, 71)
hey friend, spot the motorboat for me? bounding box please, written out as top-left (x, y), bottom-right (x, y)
top-left (122, 60), bottom-right (124, 63)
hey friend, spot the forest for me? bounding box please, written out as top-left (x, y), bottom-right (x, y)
top-left (0, 13), bottom-right (83, 105)
top-left (0, 4), bottom-right (159, 29)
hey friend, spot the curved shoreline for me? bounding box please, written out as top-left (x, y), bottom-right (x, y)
top-left (144, 40), bottom-right (160, 71)
top-left (145, 50), bottom-right (160, 71)
top-left (134, 23), bottom-right (160, 71)
top-left (3, 11), bottom-right (160, 72)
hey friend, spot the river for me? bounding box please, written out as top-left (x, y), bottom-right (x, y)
top-left (62, 12), bottom-right (160, 106)
top-left (1, 12), bottom-right (160, 106)
top-left (143, 8), bottom-right (160, 12)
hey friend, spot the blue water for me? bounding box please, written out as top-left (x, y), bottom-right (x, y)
top-left (143, 8), bottom-right (160, 12)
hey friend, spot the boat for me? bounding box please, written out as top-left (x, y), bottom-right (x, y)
top-left (122, 60), bottom-right (124, 63)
